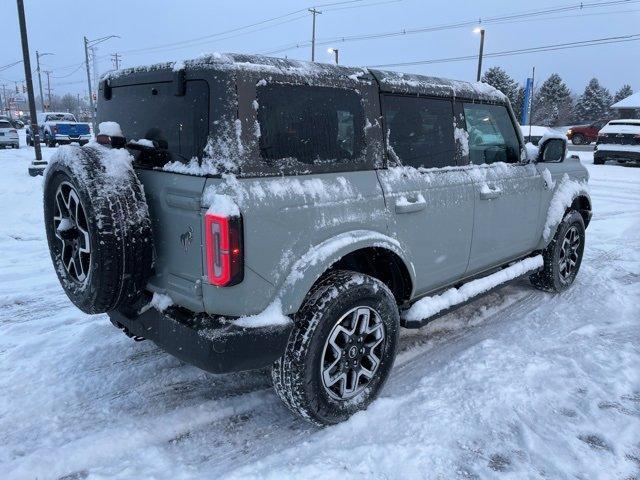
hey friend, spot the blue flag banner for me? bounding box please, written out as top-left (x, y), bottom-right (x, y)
top-left (521, 77), bottom-right (533, 125)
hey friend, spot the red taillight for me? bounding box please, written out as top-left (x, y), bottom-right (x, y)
top-left (205, 213), bottom-right (243, 286)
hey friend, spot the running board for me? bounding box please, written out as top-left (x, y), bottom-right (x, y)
top-left (401, 255), bottom-right (544, 329)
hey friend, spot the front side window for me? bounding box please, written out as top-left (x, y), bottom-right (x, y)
top-left (463, 103), bottom-right (520, 165)
top-left (382, 96), bottom-right (456, 169)
top-left (257, 84), bottom-right (365, 166)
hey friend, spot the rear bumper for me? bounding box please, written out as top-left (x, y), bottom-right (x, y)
top-left (594, 148), bottom-right (640, 162)
top-left (0, 138), bottom-right (19, 145)
top-left (54, 134), bottom-right (91, 143)
top-left (108, 306), bottom-right (293, 374)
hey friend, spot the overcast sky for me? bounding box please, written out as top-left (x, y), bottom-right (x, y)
top-left (1, 0), bottom-right (639, 99)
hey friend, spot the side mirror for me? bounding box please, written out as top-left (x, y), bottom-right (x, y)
top-left (538, 137), bottom-right (566, 163)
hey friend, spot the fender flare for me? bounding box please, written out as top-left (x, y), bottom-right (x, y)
top-left (276, 230), bottom-right (415, 315)
top-left (538, 180), bottom-right (591, 250)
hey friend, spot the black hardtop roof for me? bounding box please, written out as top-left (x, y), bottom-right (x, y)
top-left (103, 52), bottom-right (506, 103)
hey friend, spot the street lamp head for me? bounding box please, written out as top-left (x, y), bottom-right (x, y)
top-left (327, 47), bottom-right (337, 53)
top-left (473, 27), bottom-right (483, 34)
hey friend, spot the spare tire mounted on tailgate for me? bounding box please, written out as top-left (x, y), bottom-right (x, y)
top-left (44, 144), bottom-right (153, 314)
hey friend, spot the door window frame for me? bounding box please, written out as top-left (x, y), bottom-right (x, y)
top-left (456, 99), bottom-right (526, 166)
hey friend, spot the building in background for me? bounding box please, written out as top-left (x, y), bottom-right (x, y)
top-left (611, 92), bottom-right (640, 119)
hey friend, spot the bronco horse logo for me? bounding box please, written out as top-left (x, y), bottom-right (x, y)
top-left (180, 226), bottom-right (193, 252)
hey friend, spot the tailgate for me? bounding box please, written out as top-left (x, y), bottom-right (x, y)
top-left (135, 168), bottom-right (207, 312)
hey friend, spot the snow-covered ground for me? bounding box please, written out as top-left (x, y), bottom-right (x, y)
top-left (1, 132), bottom-right (639, 479)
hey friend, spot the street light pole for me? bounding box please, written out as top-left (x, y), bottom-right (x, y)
top-left (309, 8), bottom-right (322, 61)
top-left (474, 27), bottom-right (485, 82)
top-left (16, 0), bottom-right (45, 172)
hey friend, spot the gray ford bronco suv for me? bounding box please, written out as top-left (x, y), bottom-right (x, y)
top-left (43, 53), bottom-right (591, 425)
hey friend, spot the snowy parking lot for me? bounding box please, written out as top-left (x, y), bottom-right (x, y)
top-left (1, 134), bottom-right (639, 479)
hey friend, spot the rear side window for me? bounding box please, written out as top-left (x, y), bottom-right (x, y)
top-left (0, 121), bottom-right (11, 128)
top-left (99, 80), bottom-right (209, 165)
top-left (382, 96), bottom-right (456, 169)
top-left (463, 103), bottom-right (520, 164)
top-left (256, 84), bottom-right (365, 166)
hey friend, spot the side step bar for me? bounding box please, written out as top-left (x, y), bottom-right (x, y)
top-left (401, 255), bottom-right (543, 329)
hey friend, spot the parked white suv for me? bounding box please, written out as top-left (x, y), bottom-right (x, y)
top-left (594, 119), bottom-right (640, 164)
top-left (0, 119), bottom-right (19, 149)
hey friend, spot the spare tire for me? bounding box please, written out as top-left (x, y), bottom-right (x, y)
top-left (43, 144), bottom-right (153, 314)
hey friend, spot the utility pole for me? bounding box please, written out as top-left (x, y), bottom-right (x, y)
top-left (16, 0), bottom-right (44, 172)
top-left (83, 36), bottom-right (95, 132)
top-left (111, 52), bottom-right (121, 70)
top-left (36, 51), bottom-right (52, 111)
top-left (528, 66), bottom-right (535, 142)
top-left (0, 84), bottom-right (4, 115)
top-left (84, 34), bottom-right (119, 133)
top-left (309, 8), bottom-right (322, 61)
top-left (43, 70), bottom-right (52, 109)
top-left (474, 27), bottom-right (485, 82)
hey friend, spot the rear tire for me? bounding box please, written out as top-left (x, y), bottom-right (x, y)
top-left (44, 145), bottom-right (153, 314)
top-left (272, 270), bottom-right (399, 426)
top-left (594, 156), bottom-right (605, 165)
top-left (530, 210), bottom-right (585, 292)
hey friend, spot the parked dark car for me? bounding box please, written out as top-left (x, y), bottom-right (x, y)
top-left (566, 122), bottom-right (605, 145)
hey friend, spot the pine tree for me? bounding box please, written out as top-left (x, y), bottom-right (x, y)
top-left (613, 84), bottom-right (633, 104)
top-left (574, 78), bottom-right (613, 123)
top-left (514, 86), bottom-right (525, 122)
top-left (481, 67), bottom-right (519, 107)
top-left (532, 74), bottom-right (573, 126)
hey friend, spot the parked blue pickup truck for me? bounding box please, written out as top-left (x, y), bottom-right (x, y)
top-left (25, 112), bottom-right (91, 147)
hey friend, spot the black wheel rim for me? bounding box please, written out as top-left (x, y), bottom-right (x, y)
top-left (53, 181), bottom-right (91, 285)
top-left (558, 225), bottom-right (580, 284)
top-left (320, 306), bottom-right (386, 400)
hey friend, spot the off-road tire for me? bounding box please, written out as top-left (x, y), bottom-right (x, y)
top-left (271, 270), bottom-right (400, 426)
top-left (44, 145), bottom-right (153, 314)
top-left (571, 134), bottom-right (585, 145)
top-left (530, 210), bottom-right (585, 292)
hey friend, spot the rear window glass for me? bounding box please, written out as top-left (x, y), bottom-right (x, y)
top-left (382, 96), bottom-right (456, 169)
top-left (256, 84), bottom-right (365, 166)
top-left (0, 121), bottom-right (11, 128)
top-left (98, 80), bottom-right (209, 165)
top-left (45, 113), bottom-right (76, 122)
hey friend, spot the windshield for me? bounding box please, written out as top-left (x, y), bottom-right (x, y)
top-left (45, 113), bottom-right (76, 122)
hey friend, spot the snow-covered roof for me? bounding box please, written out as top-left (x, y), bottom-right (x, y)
top-left (369, 69), bottom-right (506, 102)
top-left (611, 92), bottom-right (640, 109)
top-left (103, 52), bottom-right (506, 102)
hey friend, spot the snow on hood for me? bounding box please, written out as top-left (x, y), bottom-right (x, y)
top-left (599, 122), bottom-right (640, 135)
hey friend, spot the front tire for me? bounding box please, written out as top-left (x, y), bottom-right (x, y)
top-left (594, 156), bottom-right (605, 165)
top-left (530, 210), bottom-right (585, 292)
top-left (272, 271), bottom-right (399, 425)
top-left (572, 134), bottom-right (585, 145)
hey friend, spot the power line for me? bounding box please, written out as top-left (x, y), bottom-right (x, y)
top-left (367, 33), bottom-right (640, 68)
top-left (115, 0), bottom-right (382, 56)
top-left (262, 0), bottom-right (640, 54)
